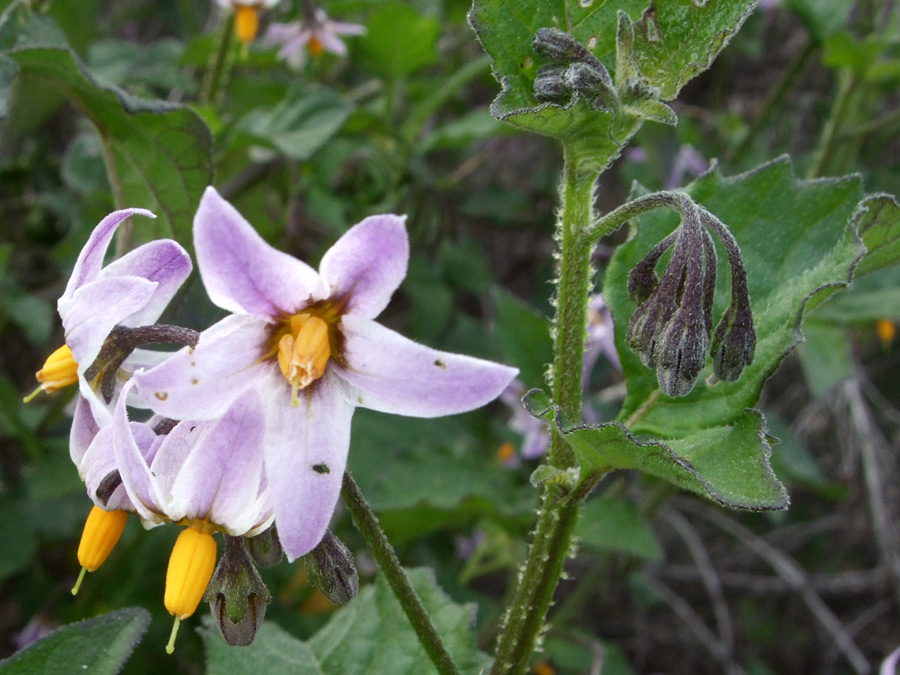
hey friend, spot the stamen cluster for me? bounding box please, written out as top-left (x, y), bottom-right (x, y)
top-left (626, 197), bottom-right (756, 397)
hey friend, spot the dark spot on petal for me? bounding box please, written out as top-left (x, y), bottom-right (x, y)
top-left (155, 392), bottom-right (168, 401)
top-left (191, 361), bottom-right (196, 367)
top-left (312, 463), bottom-right (330, 474)
top-left (191, 377), bottom-right (199, 385)
top-left (434, 359), bottom-right (446, 369)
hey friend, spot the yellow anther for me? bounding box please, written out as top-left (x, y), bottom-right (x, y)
top-left (497, 441), bottom-right (516, 464)
top-left (307, 35), bottom-right (325, 57)
top-left (73, 506), bottom-right (128, 595)
top-left (277, 314), bottom-right (331, 406)
top-left (164, 527), bottom-right (217, 653)
top-left (877, 318), bottom-right (896, 347)
top-left (25, 344), bottom-right (79, 401)
top-left (234, 5), bottom-right (260, 45)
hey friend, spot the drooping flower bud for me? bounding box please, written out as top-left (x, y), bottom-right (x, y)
top-left (627, 230), bottom-right (678, 304)
top-left (245, 524), bottom-right (284, 568)
top-left (205, 536), bottom-right (271, 647)
top-left (711, 300), bottom-right (756, 381)
top-left (656, 307), bottom-right (710, 397)
top-left (304, 530), bottom-right (359, 605)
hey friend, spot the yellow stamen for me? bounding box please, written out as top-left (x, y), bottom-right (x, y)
top-left (497, 441), bottom-right (516, 464)
top-left (877, 318), bottom-right (896, 346)
top-left (307, 35), bottom-right (325, 57)
top-left (73, 506), bottom-right (128, 594)
top-left (26, 344), bottom-right (79, 401)
top-left (164, 527), bottom-right (217, 652)
top-left (277, 314), bottom-right (331, 406)
top-left (234, 5), bottom-right (260, 45)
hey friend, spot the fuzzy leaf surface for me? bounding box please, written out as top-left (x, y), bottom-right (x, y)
top-left (203, 569), bottom-right (488, 675)
top-left (0, 608), bottom-right (149, 675)
top-left (0, 1), bottom-right (212, 246)
top-left (469, 0), bottom-right (755, 150)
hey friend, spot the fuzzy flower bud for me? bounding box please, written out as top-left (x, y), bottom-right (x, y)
top-left (304, 530), bottom-right (359, 605)
top-left (656, 307), bottom-right (710, 397)
top-left (245, 524), bottom-right (284, 568)
top-left (711, 302), bottom-right (756, 381)
top-left (533, 65), bottom-right (572, 104)
top-left (205, 536), bottom-right (271, 647)
top-left (532, 27), bottom-right (593, 63)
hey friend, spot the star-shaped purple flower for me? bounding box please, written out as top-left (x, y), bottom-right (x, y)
top-left (136, 187), bottom-right (518, 560)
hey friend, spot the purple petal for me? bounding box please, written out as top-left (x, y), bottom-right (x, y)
top-left (168, 390), bottom-right (268, 534)
top-left (70, 396), bottom-right (100, 469)
top-left (336, 314), bottom-right (518, 418)
top-left (194, 187), bottom-right (324, 319)
top-left (62, 276), bottom-right (158, 369)
top-left (317, 29), bottom-right (348, 56)
top-left (134, 314), bottom-right (270, 421)
top-left (61, 209), bottom-right (156, 301)
top-left (112, 386), bottom-right (167, 523)
top-left (100, 239), bottom-right (192, 327)
top-left (319, 215), bottom-right (408, 319)
top-left (328, 21), bottom-right (366, 36)
top-left (260, 370), bottom-right (354, 561)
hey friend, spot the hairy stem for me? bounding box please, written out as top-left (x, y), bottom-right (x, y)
top-left (340, 472), bottom-right (460, 675)
top-left (200, 13), bottom-right (235, 106)
top-left (490, 147), bottom-right (600, 675)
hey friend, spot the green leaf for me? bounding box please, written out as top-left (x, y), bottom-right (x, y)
top-left (348, 410), bottom-right (535, 542)
top-left (234, 86), bottom-right (352, 162)
top-left (493, 288), bottom-right (553, 389)
top-left (812, 264), bottom-right (900, 323)
top-left (853, 193), bottom-right (900, 276)
top-left (607, 157), bottom-right (866, 437)
top-left (470, 0), bottom-right (754, 155)
top-left (575, 496), bottom-right (663, 561)
top-left (203, 570), bottom-right (488, 675)
top-left (560, 408), bottom-right (787, 509)
top-left (0, 1), bottom-right (213, 246)
top-left (358, 4), bottom-right (439, 78)
top-left (786, 0), bottom-right (855, 43)
top-left (630, 1), bottom-right (757, 100)
top-left (0, 608), bottom-right (150, 675)
top-left (796, 320), bottom-right (852, 396)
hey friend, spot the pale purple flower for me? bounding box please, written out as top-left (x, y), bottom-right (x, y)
top-left (502, 380), bottom-right (550, 461)
top-left (264, 9), bottom-right (366, 68)
top-left (135, 187), bottom-right (517, 560)
top-left (113, 381), bottom-right (273, 536)
top-left (883, 646), bottom-right (900, 675)
top-left (583, 293), bottom-right (619, 382)
top-left (57, 209), bottom-right (192, 424)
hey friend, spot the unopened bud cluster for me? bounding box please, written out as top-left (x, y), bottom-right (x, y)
top-left (626, 199), bottom-right (755, 397)
top-left (531, 28), bottom-right (616, 111)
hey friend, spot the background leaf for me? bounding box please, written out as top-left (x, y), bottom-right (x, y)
top-left (0, 1), bottom-right (212, 247)
top-left (0, 608), bottom-right (149, 675)
top-left (203, 569), bottom-right (488, 675)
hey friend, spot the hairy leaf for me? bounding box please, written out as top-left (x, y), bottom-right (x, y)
top-left (203, 569), bottom-right (488, 675)
top-left (0, 608), bottom-right (149, 675)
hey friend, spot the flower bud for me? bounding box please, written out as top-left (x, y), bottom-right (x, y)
top-left (711, 303), bottom-right (756, 381)
top-left (304, 530), bottom-right (359, 605)
top-left (626, 290), bottom-right (678, 366)
top-left (205, 536), bottom-right (270, 647)
top-left (656, 308), bottom-right (710, 397)
top-left (532, 27), bottom-right (592, 63)
top-left (533, 65), bottom-right (572, 104)
top-left (564, 62), bottom-right (615, 110)
top-left (627, 230), bottom-right (678, 304)
top-left (245, 524), bottom-right (283, 568)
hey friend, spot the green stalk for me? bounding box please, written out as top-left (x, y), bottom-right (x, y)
top-left (200, 13), bottom-right (235, 106)
top-left (807, 68), bottom-right (861, 178)
top-left (340, 472), bottom-right (461, 675)
top-left (489, 147), bottom-right (600, 675)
